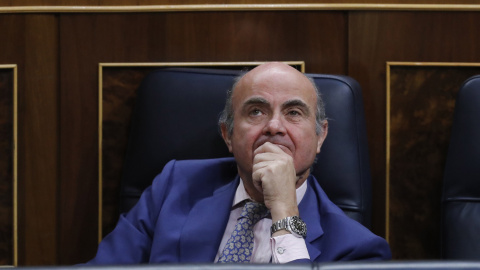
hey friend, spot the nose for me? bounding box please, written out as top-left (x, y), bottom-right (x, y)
top-left (262, 117), bottom-right (286, 136)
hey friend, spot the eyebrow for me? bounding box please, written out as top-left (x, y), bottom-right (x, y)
top-left (243, 97), bottom-right (269, 107)
top-left (243, 97), bottom-right (270, 105)
top-left (241, 97), bottom-right (311, 116)
top-left (282, 99), bottom-right (311, 116)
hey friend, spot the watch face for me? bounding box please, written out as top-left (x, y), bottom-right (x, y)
top-left (291, 216), bottom-right (307, 236)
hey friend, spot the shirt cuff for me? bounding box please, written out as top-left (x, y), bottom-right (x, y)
top-left (270, 234), bottom-right (310, 263)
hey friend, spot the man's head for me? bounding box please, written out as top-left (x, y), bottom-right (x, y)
top-left (219, 62), bottom-right (328, 185)
top-left (219, 68), bottom-right (327, 137)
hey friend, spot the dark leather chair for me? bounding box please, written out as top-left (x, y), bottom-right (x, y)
top-left (120, 67), bottom-right (372, 228)
top-left (441, 75), bottom-right (480, 259)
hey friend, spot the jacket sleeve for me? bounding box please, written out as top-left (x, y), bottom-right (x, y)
top-left (84, 160), bottom-right (177, 264)
top-left (339, 233), bottom-right (392, 261)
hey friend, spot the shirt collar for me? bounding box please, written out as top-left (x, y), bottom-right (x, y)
top-left (232, 177), bottom-right (308, 207)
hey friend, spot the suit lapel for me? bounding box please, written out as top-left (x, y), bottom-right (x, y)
top-left (178, 175), bottom-right (324, 262)
top-left (298, 176), bottom-right (324, 261)
top-left (179, 177), bottom-right (239, 262)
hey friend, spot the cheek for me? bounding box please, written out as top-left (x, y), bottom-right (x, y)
top-left (229, 131), bottom-right (257, 174)
top-left (230, 125), bottom-right (251, 150)
top-left (234, 122), bottom-right (262, 144)
top-left (231, 130), bottom-right (257, 153)
top-left (290, 131), bottom-right (319, 161)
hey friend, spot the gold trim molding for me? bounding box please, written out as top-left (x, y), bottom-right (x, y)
top-left (385, 61), bottom-right (480, 243)
top-left (3, 4), bottom-right (480, 13)
top-left (99, 61), bottom-right (305, 72)
top-left (97, 61), bottom-right (304, 242)
top-left (0, 64), bottom-right (18, 267)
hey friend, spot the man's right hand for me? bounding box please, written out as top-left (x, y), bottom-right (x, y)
top-left (252, 142), bottom-right (300, 226)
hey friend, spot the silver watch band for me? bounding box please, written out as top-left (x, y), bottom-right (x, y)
top-left (270, 215), bottom-right (307, 238)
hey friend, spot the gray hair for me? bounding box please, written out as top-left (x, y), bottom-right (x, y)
top-left (218, 74), bottom-right (327, 136)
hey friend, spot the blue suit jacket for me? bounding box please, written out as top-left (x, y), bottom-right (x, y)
top-left (88, 158), bottom-right (391, 264)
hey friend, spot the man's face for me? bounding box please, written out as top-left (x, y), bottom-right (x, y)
top-left (221, 63), bottom-right (327, 184)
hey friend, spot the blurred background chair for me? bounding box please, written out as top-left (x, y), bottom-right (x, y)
top-left (119, 67), bottom-right (373, 228)
top-left (441, 75), bottom-right (480, 259)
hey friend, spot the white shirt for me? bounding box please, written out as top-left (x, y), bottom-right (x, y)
top-left (214, 179), bottom-right (310, 263)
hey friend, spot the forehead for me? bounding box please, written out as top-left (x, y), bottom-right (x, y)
top-left (232, 66), bottom-right (317, 108)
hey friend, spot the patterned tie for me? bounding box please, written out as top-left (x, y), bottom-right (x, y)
top-left (217, 201), bottom-right (270, 263)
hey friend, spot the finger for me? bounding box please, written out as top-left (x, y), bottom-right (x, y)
top-left (252, 160), bottom-right (270, 172)
top-left (251, 170), bottom-right (264, 192)
top-left (253, 152), bottom-right (284, 164)
top-left (254, 142), bottom-right (286, 155)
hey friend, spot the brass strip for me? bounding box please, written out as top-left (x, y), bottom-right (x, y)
top-left (2, 4), bottom-right (480, 13)
top-left (0, 64), bottom-right (18, 267)
top-left (385, 61), bottom-right (480, 243)
top-left (385, 62), bottom-right (391, 243)
top-left (98, 64), bottom-right (104, 244)
top-left (97, 61), bottom-right (305, 242)
top-left (13, 65), bottom-right (17, 268)
top-left (387, 61), bottom-right (480, 67)
top-left (99, 61), bottom-right (305, 72)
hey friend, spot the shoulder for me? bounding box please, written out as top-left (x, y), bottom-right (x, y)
top-left (306, 175), bottom-right (369, 230)
top-left (160, 157), bottom-right (238, 182)
top-left (150, 157), bottom-right (238, 196)
top-left (165, 157), bottom-right (237, 173)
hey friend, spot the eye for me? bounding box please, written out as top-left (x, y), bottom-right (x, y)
top-left (287, 109), bottom-right (302, 116)
top-left (249, 108), bottom-right (263, 116)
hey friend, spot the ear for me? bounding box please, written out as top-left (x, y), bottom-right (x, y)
top-left (316, 121), bottom-right (329, 153)
top-left (220, 123), bottom-right (233, 153)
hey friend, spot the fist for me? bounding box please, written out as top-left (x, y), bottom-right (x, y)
top-left (252, 142), bottom-right (300, 222)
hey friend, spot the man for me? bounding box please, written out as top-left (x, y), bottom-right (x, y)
top-left (87, 62), bottom-right (391, 264)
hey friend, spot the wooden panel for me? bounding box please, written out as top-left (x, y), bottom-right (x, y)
top-left (388, 64), bottom-right (480, 259)
top-left (4, 1), bottom-right (480, 7)
top-left (0, 66), bottom-right (15, 266)
top-left (2, 7), bottom-right (480, 266)
top-left (349, 11), bottom-right (480, 259)
top-left (0, 14), bottom-right (59, 266)
top-left (21, 15), bottom-right (59, 266)
top-left (59, 11), bottom-right (346, 264)
top-left (0, 15), bottom-right (23, 267)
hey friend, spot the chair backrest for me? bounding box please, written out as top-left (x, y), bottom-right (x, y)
top-left (441, 75), bottom-right (480, 259)
top-left (120, 67), bottom-right (372, 228)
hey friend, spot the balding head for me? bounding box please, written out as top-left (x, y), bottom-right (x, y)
top-left (219, 62), bottom-right (326, 136)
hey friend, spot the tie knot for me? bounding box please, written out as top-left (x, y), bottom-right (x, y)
top-left (240, 201), bottom-right (269, 225)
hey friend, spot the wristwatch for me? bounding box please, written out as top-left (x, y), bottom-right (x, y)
top-left (270, 215), bottom-right (307, 238)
